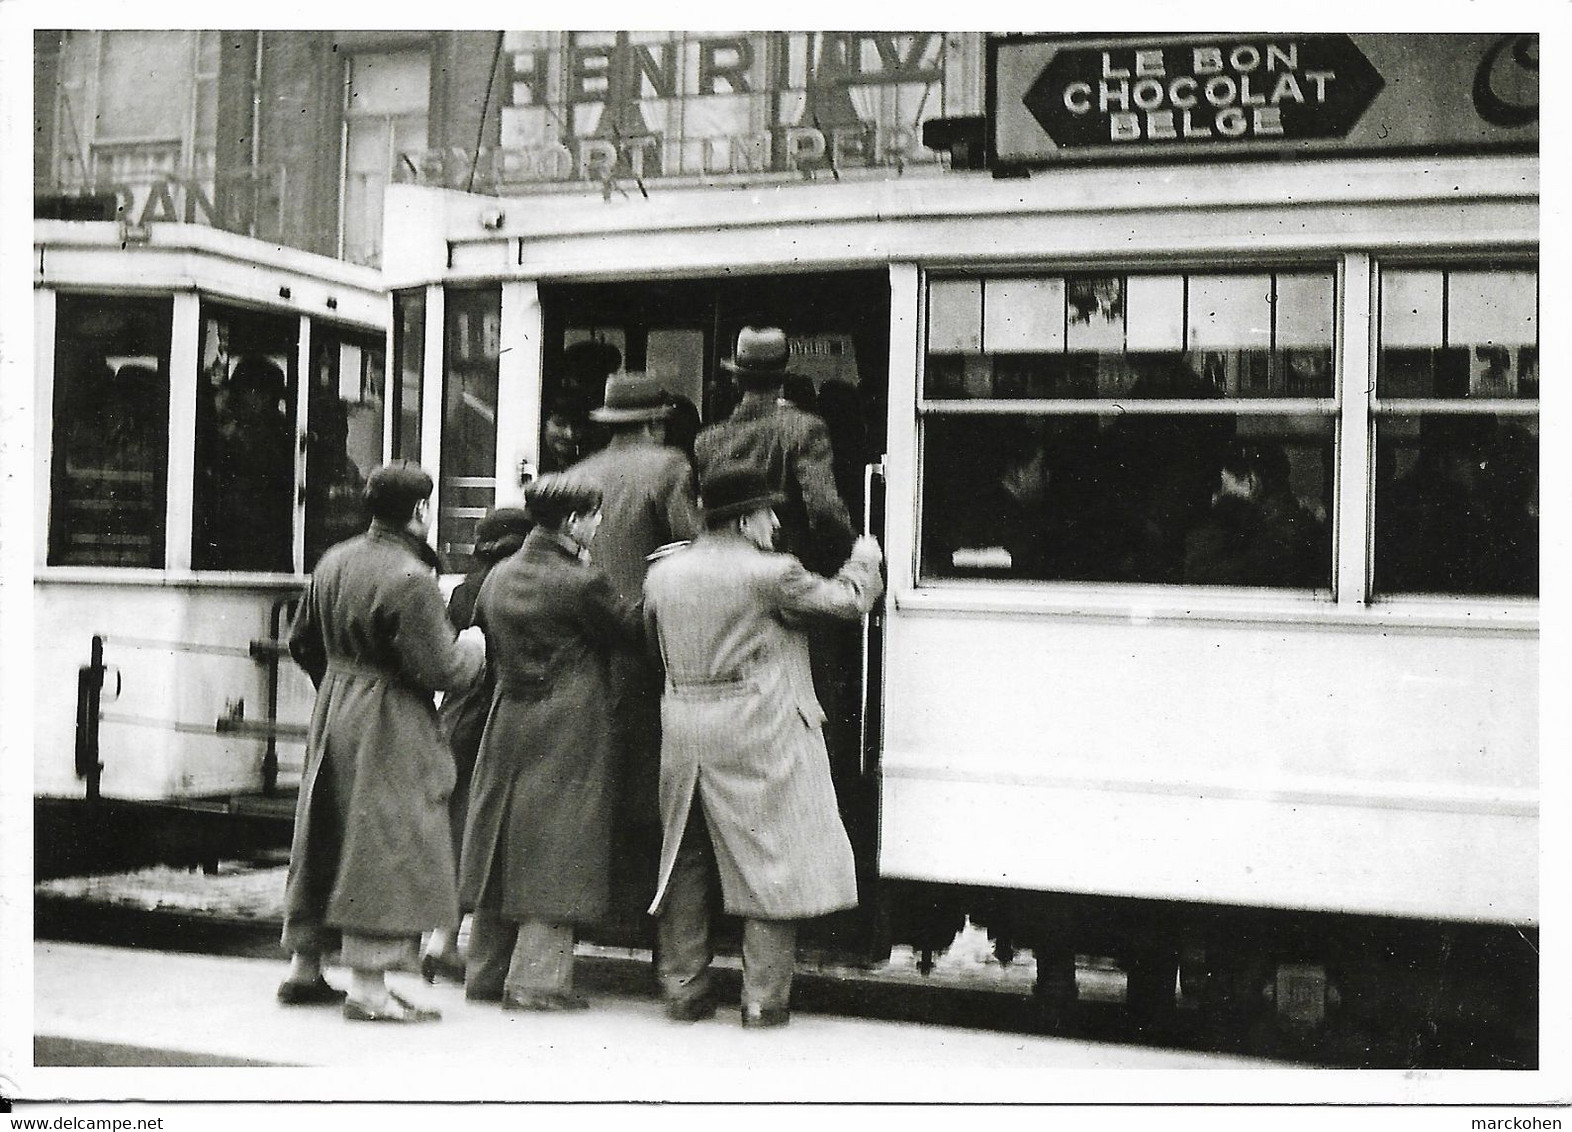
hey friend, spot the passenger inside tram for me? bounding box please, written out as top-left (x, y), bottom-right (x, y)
top-left (1183, 441), bottom-right (1327, 588)
top-left (194, 354), bottom-right (295, 572)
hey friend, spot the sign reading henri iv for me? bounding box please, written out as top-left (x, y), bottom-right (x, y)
top-left (403, 31), bottom-right (953, 193)
top-left (993, 33), bottom-right (1538, 165)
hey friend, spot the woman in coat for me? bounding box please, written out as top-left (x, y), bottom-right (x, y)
top-left (642, 464), bottom-right (884, 1027)
top-left (457, 476), bottom-right (642, 1011)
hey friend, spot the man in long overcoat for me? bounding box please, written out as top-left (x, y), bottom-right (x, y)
top-left (695, 326), bottom-right (863, 798)
top-left (282, 462), bottom-right (484, 1023)
top-left (561, 371), bottom-right (701, 918)
top-left (458, 476), bottom-right (643, 1010)
top-left (643, 465), bottom-right (883, 1028)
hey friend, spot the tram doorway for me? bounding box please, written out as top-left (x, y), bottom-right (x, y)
top-left (538, 270), bottom-right (891, 960)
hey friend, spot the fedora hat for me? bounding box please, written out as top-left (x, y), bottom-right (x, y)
top-left (589, 371), bottom-right (674, 423)
top-left (721, 326), bottom-right (791, 383)
top-left (700, 465), bottom-right (786, 525)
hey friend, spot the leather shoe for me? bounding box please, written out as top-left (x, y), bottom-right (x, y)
top-left (503, 990), bottom-right (591, 1012)
top-left (343, 988), bottom-right (441, 1023)
top-left (421, 951), bottom-right (466, 985)
top-left (740, 1005), bottom-right (790, 1029)
top-left (665, 996), bottom-right (717, 1023)
top-left (276, 976), bottom-right (346, 1006)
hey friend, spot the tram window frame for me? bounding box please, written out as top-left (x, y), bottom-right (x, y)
top-left (1370, 260), bottom-right (1539, 600)
top-left (190, 301), bottom-right (300, 573)
top-left (917, 267), bottom-right (1340, 591)
top-left (439, 285), bottom-right (502, 573)
top-left (303, 322), bottom-right (388, 570)
top-left (47, 293), bottom-right (174, 569)
top-left (391, 288), bottom-right (425, 461)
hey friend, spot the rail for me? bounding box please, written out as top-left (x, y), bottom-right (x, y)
top-left (72, 591), bottom-right (307, 803)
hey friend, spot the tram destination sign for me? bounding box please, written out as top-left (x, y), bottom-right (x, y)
top-left (992, 33), bottom-right (1539, 165)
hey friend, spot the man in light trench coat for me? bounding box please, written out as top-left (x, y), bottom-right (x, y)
top-left (642, 464), bottom-right (883, 1028)
top-left (282, 462), bottom-right (485, 1023)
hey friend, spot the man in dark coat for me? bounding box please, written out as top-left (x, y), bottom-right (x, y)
top-left (458, 476), bottom-right (643, 1011)
top-left (694, 326), bottom-right (855, 578)
top-left (282, 462), bottom-right (485, 1023)
top-left (421, 506), bottom-right (534, 984)
top-left (561, 371), bottom-right (702, 918)
top-left (644, 465), bottom-right (883, 1028)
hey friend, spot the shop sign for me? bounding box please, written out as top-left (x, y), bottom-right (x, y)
top-left (992, 33), bottom-right (1538, 165)
top-left (1025, 37), bottom-right (1383, 147)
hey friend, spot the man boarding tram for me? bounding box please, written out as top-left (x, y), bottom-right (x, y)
top-left (642, 464), bottom-right (883, 1027)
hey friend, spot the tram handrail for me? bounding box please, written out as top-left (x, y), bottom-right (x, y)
top-left (73, 592), bottom-right (307, 803)
top-left (859, 457), bottom-right (886, 778)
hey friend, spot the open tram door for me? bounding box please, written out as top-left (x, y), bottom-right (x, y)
top-left (537, 270), bottom-right (892, 962)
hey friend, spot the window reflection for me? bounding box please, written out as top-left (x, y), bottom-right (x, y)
top-left (391, 289), bottom-right (425, 460)
top-left (49, 295), bottom-right (172, 567)
top-left (1374, 264), bottom-right (1538, 598)
top-left (192, 304), bottom-right (297, 572)
top-left (304, 326), bottom-right (386, 568)
top-left (439, 287), bottom-right (501, 571)
top-left (925, 271), bottom-right (1335, 401)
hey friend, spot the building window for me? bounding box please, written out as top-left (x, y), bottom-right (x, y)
top-left (391, 288), bottom-right (425, 461)
top-left (50, 30), bottom-right (219, 226)
top-left (304, 324), bottom-right (386, 569)
top-left (1372, 264), bottom-right (1538, 597)
top-left (48, 295), bottom-right (172, 568)
top-left (439, 287), bottom-right (502, 571)
top-left (919, 270), bottom-right (1336, 588)
top-left (341, 50), bottom-right (429, 267)
top-left (191, 303), bottom-right (299, 572)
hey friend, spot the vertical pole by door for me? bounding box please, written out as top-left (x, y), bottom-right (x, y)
top-left (1336, 254), bottom-right (1374, 606)
top-left (34, 289), bottom-right (57, 568)
top-left (166, 293), bottom-right (201, 572)
top-left (420, 283), bottom-right (446, 551)
top-left (495, 281), bottom-right (542, 507)
top-left (292, 314), bottom-right (311, 574)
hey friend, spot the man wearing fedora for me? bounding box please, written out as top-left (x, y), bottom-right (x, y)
top-left (697, 326), bottom-right (863, 801)
top-left (642, 464), bottom-right (883, 1028)
top-left (696, 326), bottom-right (855, 578)
top-left (561, 371), bottom-right (702, 921)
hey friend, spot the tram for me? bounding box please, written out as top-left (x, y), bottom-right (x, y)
top-left (31, 31), bottom-right (1539, 1055)
top-left (32, 221), bottom-right (386, 866)
top-left (375, 156), bottom-right (1537, 1044)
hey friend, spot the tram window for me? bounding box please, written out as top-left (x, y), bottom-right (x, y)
top-left (191, 304), bottom-right (298, 572)
top-left (391, 288), bottom-right (425, 460)
top-left (439, 287), bottom-right (501, 572)
top-left (920, 270), bottom-right (1336, 588)
top-left (304, 326), bottom-right (386, 569)
top-left (48, 295), bottom-right (172, 568)
top-left (921, 414), bottom-right (1333, 587)
top-left (1373, 266), bottom-right (1538, 598)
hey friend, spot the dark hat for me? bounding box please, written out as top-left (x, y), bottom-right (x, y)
top-left (524, 474), bottom-right (603, 528)
top-left (473, 506), bottom-right (534, 560)
top-left (364, 461), bottom-right (434, 523)
top-left (721, 326), bottom-right (791, 386)
top-left (590, 371), bottom-right (675, 423)
top-left (699, 465), bottom-right (785, 525)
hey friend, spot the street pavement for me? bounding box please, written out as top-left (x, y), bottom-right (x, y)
top-left (24, 940), bottom-right (1278, 1103)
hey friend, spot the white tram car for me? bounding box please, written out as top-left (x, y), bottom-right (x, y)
top-left (31, 34), bottom-right (1539, 1055)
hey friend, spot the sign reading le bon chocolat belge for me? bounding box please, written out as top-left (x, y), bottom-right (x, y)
top-left (991, 32), bottom-right (1538, 165)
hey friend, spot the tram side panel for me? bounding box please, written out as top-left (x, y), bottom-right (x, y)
top-left (878, 609), bottom-right (1536, 927)
top-left (35, 582), bottom-right (313, 800)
